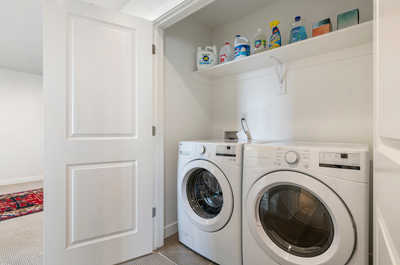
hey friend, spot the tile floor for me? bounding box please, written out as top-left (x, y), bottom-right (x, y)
top-left (122, 234), bottom-right (216, 265)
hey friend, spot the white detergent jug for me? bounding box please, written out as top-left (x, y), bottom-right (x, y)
top-left (219, 42), bottom-right (233, 64)
top-left (197, 46), bottom-right (217, 70)
top-left (234, 35), bottom-right (250, 60)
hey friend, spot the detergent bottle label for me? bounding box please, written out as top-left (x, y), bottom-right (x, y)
top-left (199, 54), bottom-right (213, 65)
top-left (254, 40), bottom-right (266, 49)
top-left (234, 44), bottom-right (250, 59)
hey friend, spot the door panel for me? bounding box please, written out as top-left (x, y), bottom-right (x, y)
top-left (68, 15), bottom-right (137, 138)
top-left (378, 0), bottom-right (400, 139)
top-left (43, 1), bottom-right (154, 264)
top-left (374, 0), bottom-right (400, 263)
top-left (67, 161), bottom-right (136, 247)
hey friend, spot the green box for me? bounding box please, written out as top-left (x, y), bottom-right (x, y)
top-left (337, 9), bottom-right (360, 30)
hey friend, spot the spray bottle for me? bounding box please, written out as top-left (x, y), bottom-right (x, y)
top-left (269, 20), bottom-right (282, 49)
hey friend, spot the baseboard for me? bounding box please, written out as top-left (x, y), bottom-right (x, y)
top-left (164, 222), bottom-right (178, 238)
top-left (0, 176), bottom-right (43, 186)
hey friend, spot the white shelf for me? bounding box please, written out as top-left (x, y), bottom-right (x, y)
top-left (196, 21), bottom-right (373, 78)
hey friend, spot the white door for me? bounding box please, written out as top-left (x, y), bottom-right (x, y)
top-left (42, 1), bottom-right (154, 265)
top-left (374, 0), bottom-right (400, 263)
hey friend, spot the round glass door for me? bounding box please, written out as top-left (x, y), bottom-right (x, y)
top-left (246, 170), bottom-right (356, 265)
top-left (181, 160), bottom-right (234, 232)
top-left (186, 168), bottom-right (223, 219)
top-left (258, 185), bottom-right (334, 257)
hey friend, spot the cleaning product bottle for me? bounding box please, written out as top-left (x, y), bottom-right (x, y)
top-left (289, 16), bottom-right (308, 44)
top-left (234, 35), bottom-right (251, 60)
top-left (219, 42), bottom-right (233, 64)
top-left (269, 20), bottom-right (282, 49)
top-left (196, 46), bottom-right (217, 70)
top-left (253, 28), bottom-right (267, 54)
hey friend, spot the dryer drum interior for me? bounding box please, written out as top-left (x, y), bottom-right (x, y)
top-left (186, 168), bottom-right (224, 219)
top-left (258, 185), bottom-right (334, 257)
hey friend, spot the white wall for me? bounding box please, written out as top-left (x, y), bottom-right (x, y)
top-left (210, 0), bottom-right (373, 147)
top-left (0, 68), bottom-right (43, 185)
top-left (211, 45), bottom-right (373, 147)
top-left (164, 17), bottom-right (213, 236)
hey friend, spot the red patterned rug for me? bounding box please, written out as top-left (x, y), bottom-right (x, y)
top-left (0, 188), bottom-right (43, 221)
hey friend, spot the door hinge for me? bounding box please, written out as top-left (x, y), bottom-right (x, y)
top-left (152, 44), bottom-right (156, 55)
top-left (152, 126), bottom-right (156, 136)
top-left (152, 207), bottom-right (156, 218)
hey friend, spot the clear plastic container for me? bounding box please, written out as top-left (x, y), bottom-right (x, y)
top-left (219, 42), bottom-right (233, 64)
top-left (288, 16), bottom-right (308, 44)
top-left (253, 28), bottom-right (267, 54)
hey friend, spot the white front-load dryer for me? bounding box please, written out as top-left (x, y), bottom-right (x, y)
top-left (243, 142), bottom-right (370, 265)
top-left (178, 140), bottom-right (243, 265)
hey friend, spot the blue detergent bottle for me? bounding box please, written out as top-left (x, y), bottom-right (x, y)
top-left (289, 16), bottom-right (308, 44)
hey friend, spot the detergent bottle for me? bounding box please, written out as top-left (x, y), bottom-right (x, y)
top-left (269, 20), bottom-right (282, 49)
top-left (196, 46), bottom-right (217, 70)
top-left (234, 35), bottom-right (251, 60)
top-left (219, 42), bottom-right (233, 64)
top-left (253, 28), bottom-right (267, 54)
top-left (289, 16), bottom-right (308, 43)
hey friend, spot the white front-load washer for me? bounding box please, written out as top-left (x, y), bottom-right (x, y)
top-left (178, 140), bottom-right (243, 265)
top-left (243, 142), bottom-right (370, 265)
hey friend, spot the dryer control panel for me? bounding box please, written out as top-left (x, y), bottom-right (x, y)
top-left (319, 152), bottom-right (361, 170)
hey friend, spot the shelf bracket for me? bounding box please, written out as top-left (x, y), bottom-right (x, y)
top-left (270, 56), bottom-right (287, 94)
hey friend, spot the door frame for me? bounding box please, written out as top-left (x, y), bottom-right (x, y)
top-left (152, 0), bottom-right (215, 249)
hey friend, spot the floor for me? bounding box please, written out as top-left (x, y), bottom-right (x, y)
top-left (121, 234), bottom-right (216, 265)
top-left (0, 181), bottom-right (43, 265)
top-left (0, 182), bottom-right (213, 265)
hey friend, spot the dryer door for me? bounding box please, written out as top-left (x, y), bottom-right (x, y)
top-left (181, 160), bottom-right (234, 232)
top-left (246, 170), bottom-right (355, 265)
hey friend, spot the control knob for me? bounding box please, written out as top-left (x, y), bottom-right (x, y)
top-left (285, 151), bottom-right (299, 164)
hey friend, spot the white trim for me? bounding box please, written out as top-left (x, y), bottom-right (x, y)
top-left (154, 0), bottom-right (215, 29)
top-left (164, 222), bottom-right (178, 239)
top-left (0, 176), bottom-right (44, 186)
top-left (152, 25), bottom-right (165, 250)
top-left (375, 208), bottom-right (400, 265)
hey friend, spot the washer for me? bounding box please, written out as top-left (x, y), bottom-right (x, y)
top-left (178, 140), bottom-right (243, 265)
top-left (243, 142), bottom-right (370, 265)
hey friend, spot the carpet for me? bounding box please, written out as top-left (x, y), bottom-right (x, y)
top-left (0, 188), bottom-right (43, 222)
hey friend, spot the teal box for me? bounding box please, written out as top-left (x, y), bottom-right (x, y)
top-left (337, 9), bottom-right (360, 30)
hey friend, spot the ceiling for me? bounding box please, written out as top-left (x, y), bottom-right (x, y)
top-left (122, 0), bottom-right (185, 21)
top-left (189, 0), bottom-right (275, 29)
top-left (0, 0), bottom-right (42, 75)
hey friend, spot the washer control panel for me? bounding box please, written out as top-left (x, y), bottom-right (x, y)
top-left (274, 148), bottom-right (311, 169)
top-left (216, 145), bottom-right (237, 158)
top-left (319, 152), bottom-right (361, 170)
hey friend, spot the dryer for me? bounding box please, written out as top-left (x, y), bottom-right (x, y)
top-left (177, 140), bottom-right (243, 265)
top-left (243, 142), bottom-right (370, 265)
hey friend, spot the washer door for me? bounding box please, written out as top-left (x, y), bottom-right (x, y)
top-left (181, 160), bottom-right (233, 232)
top-left (246, 171), bottom-right (356, 265)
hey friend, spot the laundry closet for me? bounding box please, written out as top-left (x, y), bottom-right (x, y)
top-left (163, 0), bottom-right (373, 241)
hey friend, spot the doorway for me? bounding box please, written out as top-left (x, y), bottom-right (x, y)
top-left (0, 1), bottom-right (44, 264)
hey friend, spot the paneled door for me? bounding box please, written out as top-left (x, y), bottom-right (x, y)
top-left (42, 1), bottom-right (154, 264)
top-left (374, 0), bottom-right (400, 263)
